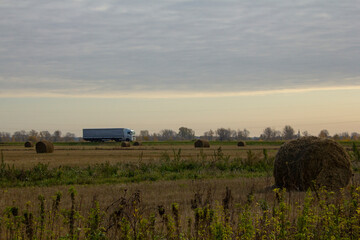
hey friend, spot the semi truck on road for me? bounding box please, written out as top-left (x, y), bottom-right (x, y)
top-left (83, 128), bottom-right (136, 142)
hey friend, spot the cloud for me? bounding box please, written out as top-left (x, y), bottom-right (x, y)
top-left (0, 0), bottom-right (359, 97)
top-left (91, 4), bottom-right (110, 12)
top-left (1, 74), bottom-right (360, 99)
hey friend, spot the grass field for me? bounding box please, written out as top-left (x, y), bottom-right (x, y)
top-left (0, 141), bottom-right (360, 239)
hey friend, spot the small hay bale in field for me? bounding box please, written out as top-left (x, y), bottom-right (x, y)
top-left (35, 140), bottom-right (54, 153)
top-left (194, 139), bottom-right (210, 148)
top-left (273, 136), bottom-right (352, 191)
top-left (237, 141), bottom-right (246, 147)
top-left (121, 141), bottom-right (131, 147)
top-left (133, 141), bottom-right (142, 146)
top-left (24, 141), bottom-right (34, 148)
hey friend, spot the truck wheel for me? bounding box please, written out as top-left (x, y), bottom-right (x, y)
top-left (126, 138), bottom-right (130, 142)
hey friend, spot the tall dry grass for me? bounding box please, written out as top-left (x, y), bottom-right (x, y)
top-left (1, 175), bottom-right (360, 239)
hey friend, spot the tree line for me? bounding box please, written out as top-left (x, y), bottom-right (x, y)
top-left (137, 126), bottom-right (360, 141)
top-left (0, 130), bottom-right (76, 142)
top-left (1, 126), bottom-right (359, 142)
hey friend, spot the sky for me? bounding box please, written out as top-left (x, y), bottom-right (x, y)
top-left (0, 0), bottom-right (360, 137)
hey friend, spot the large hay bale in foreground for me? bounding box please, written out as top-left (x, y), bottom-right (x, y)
top-left (133, 141), bottom-right (142, 146)
top-left (24, 141), bottom-right (34, 148)
top-left (274, 137), bottom-right (352, 191)
top-left (36, 140), bottom-right (54, 153)
top-left (237, 141), bottom-right (246, 147)
top-left (121, 141), bottom-right (131, 147)
top-left (194, 139), bottom-right (210, 148)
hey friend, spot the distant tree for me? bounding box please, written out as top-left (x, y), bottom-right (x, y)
top-left (0, 132), bottom-right (11, 142)
top-left (318, 129), bottom-right (329, 138)
top-left (216, 128), bottom-right (232, 141)
top-left (230, 129), bottom-right (237, 139)
top-left (282, 125), bottom-right (295, 140)
top-left (302, 131), bottom-right (309, 137)
top-left (203, 129), bottom-right (214, 140)
top-left (339, 132), bottom-right (350, 140)
top-left (333, 134), bottom-right (340, 141)
top-left (28, 129), bottom-right (39, 142)
top-left (139, 130), bottom-right (150, 141)
top-left (159, 129), bottom-right (177, 140)
top-left (262, 127), bottom-right (273, 140)
top-left (12, 130), bottom-right (28, 142)
top-left (237, 129), bottom-right (250, 140)
top-left (52, 130), bottom-right (62, 142)
top-left (261, 127), bottom-right (280, 140)
top-left (63, 132), bottom-right (76, 142)
top-left (178, 127), bottom-right (195, 140)
top-left (39, 131), bottom-right (52, 140)
top-left (351, 132), bottom-right (360, 140)
top-left (151, 133), bottom-right (160, 141)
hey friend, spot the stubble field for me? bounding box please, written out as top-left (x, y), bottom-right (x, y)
top-left (0, 141), bottom-right (279, 212)
top-left (1, 143), bottom-right (279, 168)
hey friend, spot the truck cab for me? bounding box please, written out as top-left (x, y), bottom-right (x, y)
top-left (126, 129), bottom-right (136, 142)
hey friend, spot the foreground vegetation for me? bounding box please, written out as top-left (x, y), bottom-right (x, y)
top-left (2, 184), bottom-right (360, 239)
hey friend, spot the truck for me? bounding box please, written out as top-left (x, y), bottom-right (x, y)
top-left (82, 128), bottom-right (136, 142)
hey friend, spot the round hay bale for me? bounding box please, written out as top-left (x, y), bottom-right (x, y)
top-left (121, 141), bottom-right (131, 147)
top-left (194, 139), bottom-right (210, 148)
top-left (36, 140), bottom-right (54, 153)
top-left (24, 141), bottom-right (34, 148)
top-left (274, 136), bottom-right (352, 191)
top-left (237, 141), bottom-right (246, 147)
top-left (133, 141), bottom-right (142, 146)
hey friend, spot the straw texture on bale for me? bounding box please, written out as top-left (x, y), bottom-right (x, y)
top-left (194, 139), bottom-right (210, 148)
top-left (133, 141), bottom-right (142, 146)
top-left (24, 141), bottom-right (34, 148)
top-left (273, 136), bottom-right (352, 191)
top-left (237, 141), bottom-right (246, 147)
top-left (121, 141), bottom-right (131, 147)
top-left (35, 140), bottom-right (54, 153)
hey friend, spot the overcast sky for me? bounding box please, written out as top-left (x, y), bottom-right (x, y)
top-left (1, 1), bottom-right (360, 136)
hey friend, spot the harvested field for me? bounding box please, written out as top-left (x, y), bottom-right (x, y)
top-left (0, 141), bottom-right (360, 239)
top-left (0, 144), bottom-right (279, 168)
top-left (0, 177), bottom-right (274, 215)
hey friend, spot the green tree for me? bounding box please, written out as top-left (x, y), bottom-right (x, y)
top-left (282, 125), bottom-right (295, 140)
top-left (318, 129), bottom-right (329, 138)
top-left (178, 127), bottom-right (195, 140)
top-left (160, 129), bottom-right (177, 140)
top-left (216, 128), bottom-right (232, 141)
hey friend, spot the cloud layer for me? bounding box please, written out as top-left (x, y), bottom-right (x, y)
top-left (1, 0), bottom-right (360, 97)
